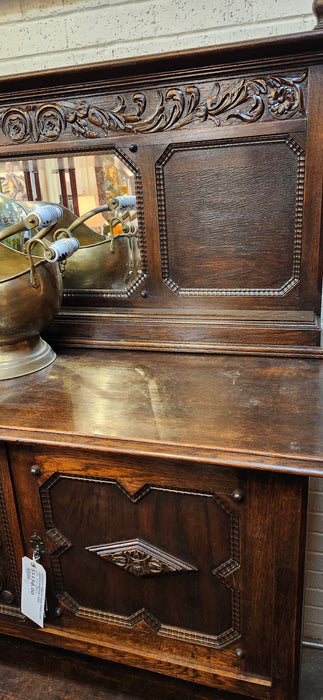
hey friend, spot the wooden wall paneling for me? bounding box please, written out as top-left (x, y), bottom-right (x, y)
top-left (156, 134), bottom-right (303, 294)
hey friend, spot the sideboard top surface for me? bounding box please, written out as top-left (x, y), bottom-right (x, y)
top-left (1, 349), bottom-right (323, 476)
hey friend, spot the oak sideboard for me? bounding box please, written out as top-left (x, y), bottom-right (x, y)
top-left (0, 4), bottom-right (323, 699)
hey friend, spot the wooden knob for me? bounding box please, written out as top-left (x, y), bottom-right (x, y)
top-left (30, 465), bottom-right (41, 477)
top-left (2, 590), bottom-right (14, 604)
top-left (231, 489), bottom-right (244, 503)
top-left (235, 648), bottom-right (245, 659)
top-left (313, 0), bottom-right (323, 28)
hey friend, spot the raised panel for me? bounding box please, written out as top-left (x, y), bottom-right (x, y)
top-left (157, 135), bottom-right (304, 296)
top-left (5, 440), bottom-right (309, 698)
top-left (40, 475), bottom-right (241, 648)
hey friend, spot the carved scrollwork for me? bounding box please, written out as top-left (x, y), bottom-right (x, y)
top-left (0, 72), bottom-right (307, 143)
top-left (57, 73), bottom-right (306, 135)
top-left (200, 74), bottom-right (306, 125)
top-left (60, 88), bottom-right (200, 137)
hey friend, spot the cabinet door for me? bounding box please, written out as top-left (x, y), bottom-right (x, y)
top-left (7, 443), bottom-right (307, 700)
top-left (0, 444), bottom-right (24, 619)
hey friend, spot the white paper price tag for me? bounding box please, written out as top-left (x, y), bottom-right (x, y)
top-left (21, 556), bottom-right (46, 627)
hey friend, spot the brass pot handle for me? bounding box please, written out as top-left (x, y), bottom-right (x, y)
top-left (24, 233), bottom-right (79, 287)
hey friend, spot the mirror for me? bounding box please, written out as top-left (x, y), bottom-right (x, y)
top-left (0, 153), bottom-right (142, 294)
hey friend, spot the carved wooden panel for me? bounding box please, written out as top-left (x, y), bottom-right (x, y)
top-left (5, 438), bottom-right (309, 696)
top-left (40, 474), bottom-right (241, 648)
top-left (0, 71), bottom-right (306, 145)
top-left (156, 134), bottom-right (304, 296)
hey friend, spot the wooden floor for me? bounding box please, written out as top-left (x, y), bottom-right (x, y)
top-left (0, 635), bottom-right (321, 699)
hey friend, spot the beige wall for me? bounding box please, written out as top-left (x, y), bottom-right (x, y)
top-left (1, 0), bottom-right (323, 644)
top-left (0, 0), bottom-right (316, 76)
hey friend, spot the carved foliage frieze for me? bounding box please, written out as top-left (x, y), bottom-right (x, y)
top-left (0, 72), bottom-right (307, 144)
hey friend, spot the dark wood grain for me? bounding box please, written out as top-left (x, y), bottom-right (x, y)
top-left (0, 348), bottom-right (317, 697)
top-left (271, 475), bottom-right (308, 699)
top-left (0, 436), bottom-right (306, 698)
top-left (0, 349), bottom-right (323, 475)
top-left (0, 347), bottom-right (318, 698)
top-left (0, 634), bottom-right (319, 700)
top-left (0, 633), bottom-right (246, 700)
top-left (160, 137), bottom-right (299, 289)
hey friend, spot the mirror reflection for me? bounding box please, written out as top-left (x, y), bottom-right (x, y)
top-left (0, 154), bottom-right (141, 292)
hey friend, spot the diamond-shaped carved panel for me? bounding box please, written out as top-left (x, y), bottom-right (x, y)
top-left (86, 538), bottom-right (198, 577)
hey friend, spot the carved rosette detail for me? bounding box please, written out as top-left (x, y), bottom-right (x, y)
top-left (86, 538), bottom-right (198, 577)
top-left (0, 72), bottom-right (306, 143)
top-left (37, 105), bottom-right (66, 140)
top-left (110, 550), bottom-right (168, 576)
top-left (199, 74), bottom-right (306, 125)
top-left (0, 104), bottom-right (67, 143)
top-left (1, 109), bottom-right (30, 142)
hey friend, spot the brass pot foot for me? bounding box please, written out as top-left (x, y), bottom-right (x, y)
top-left (0, 336), bottom-right (56, 380)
